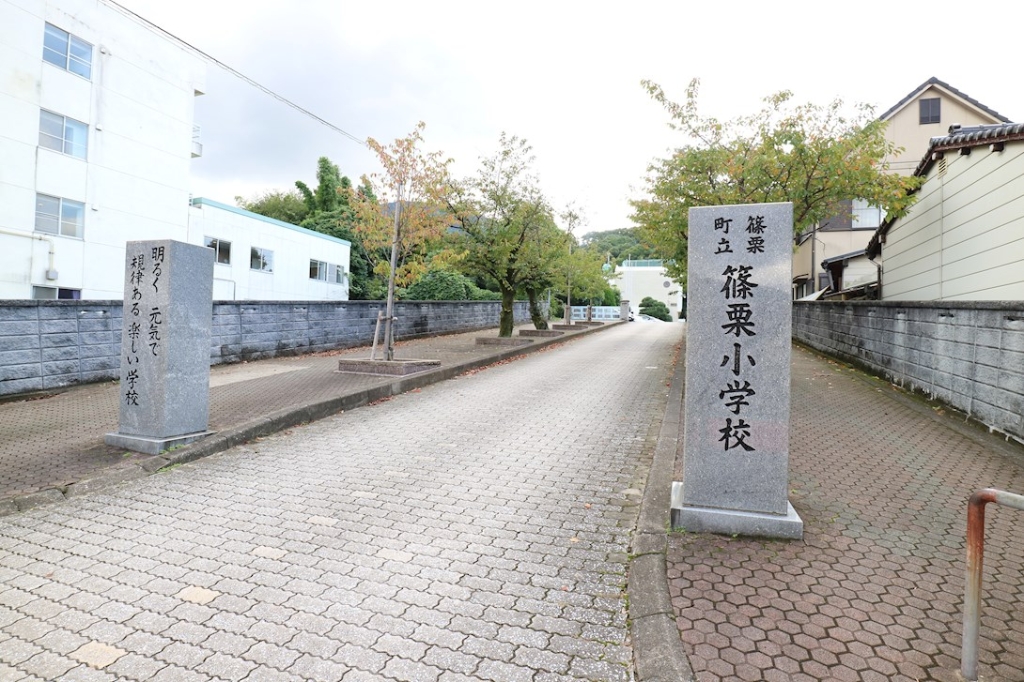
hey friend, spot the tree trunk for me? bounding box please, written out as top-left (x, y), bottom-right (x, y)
top-left (499, 287), bottom-right (516, 337)
top-left (526, 288), bottom-right (548, 330)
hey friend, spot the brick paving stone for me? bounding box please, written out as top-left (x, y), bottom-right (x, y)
top-left (103, 652), bottom-right (168, 681)
top-left (194, 652), bottom-right (256, 681)
top-left (668, 344), bottom-right (1024, 682)
top-left (0, 324), bottom-right (678, 680)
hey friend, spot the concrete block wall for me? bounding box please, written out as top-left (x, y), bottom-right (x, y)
top-left (0, 301), bottom-right (122, 396)
top-left (1, 300), bottom-right (533, 396)
top-left (794, 301), bottom-right (1024, 443)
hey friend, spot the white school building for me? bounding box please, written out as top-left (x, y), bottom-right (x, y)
top-left (0, 0), bottom-right (349, 301)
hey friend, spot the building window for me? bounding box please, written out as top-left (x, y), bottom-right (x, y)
top-left (250, 247), bottom-right (273, 273)
top-left (204, 237), bottom-right (231, 264)
top-left (32, 286), bottom-right (81, 300)
top-left (310, 259), bottom-right (328, 281)
top-left (42, 23), bottom-right (92, 79)
top-left (35, 194), bottom-right (84, 238)
top-left (920, 98), bottom-right (941, 124)
top-left (329, 264), bottom-right (346, 284)
top-left (39, 109), bottom-right (88, 158)
top-left (851, 199), bottom-right (882, 229)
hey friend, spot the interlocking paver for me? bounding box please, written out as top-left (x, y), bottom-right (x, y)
top-left (0, 323), bottom-right (679, 681)
top-left (668, 344), bottom-right (1024, 681)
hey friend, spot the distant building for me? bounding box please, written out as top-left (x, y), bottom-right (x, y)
top-left (0, 0), bottom-right (348, 301)
top-left (189, 198), bottom-right (349, 301)
top-left (612, 259), bottom-right (683, 318)
top-left (792, 77), bottom-right (1011, 300)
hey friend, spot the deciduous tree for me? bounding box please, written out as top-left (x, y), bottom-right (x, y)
top-left (632, 79), bottom-right (921, 280)
top-left (447, 134), bottom-right (564, 336)
top-left (236, 190), bottom-right (309, 225)
top-left (350, 122), bottom-right (456, 289)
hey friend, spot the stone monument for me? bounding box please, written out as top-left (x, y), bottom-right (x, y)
top-left (671, 202), bottom-right (803, 539)
top-left (105, 240), bottom-right (215, 455)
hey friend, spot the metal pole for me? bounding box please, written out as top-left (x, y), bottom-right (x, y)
top-left (383, 182), bottom-right (402, 362)
top-left (565, 240), bottom-right (572, 325)
top-left (962, 487), bottom-right (1024, 681)
top-left (962, 489), bottom-right (991, 682)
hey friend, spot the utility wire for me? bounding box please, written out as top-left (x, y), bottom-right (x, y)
top-left (99, 0), bottom-right (367, 147)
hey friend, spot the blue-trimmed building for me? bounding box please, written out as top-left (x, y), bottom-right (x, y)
top-left (187, 198), bottom-right (350, 301)
top-left (0, 0), bottom-right (350, 302)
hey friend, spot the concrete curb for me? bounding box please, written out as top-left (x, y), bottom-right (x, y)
top-left (629, 336), bottom-right (695, 682)
top-left (3, 322), bottom-right (618, 514)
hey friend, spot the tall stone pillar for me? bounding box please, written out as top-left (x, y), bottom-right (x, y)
top-left (672, 203), bottom-right (803, 539)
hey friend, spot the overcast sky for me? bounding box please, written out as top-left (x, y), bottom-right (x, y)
top-left (117, 0), bottom-right (1024, 234)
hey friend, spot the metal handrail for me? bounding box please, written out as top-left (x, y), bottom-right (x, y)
top-left (962, 487), bottom-right (1024, 681)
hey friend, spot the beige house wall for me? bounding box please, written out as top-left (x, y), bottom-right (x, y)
top-left (882, 144), bottom-right (1024, 301)
top-left (792, 229), bottom-right (874, 287)
top-left (884, 84), bottom-right (1005, 177)
top-left (840, 255), bottom-right (878, 289)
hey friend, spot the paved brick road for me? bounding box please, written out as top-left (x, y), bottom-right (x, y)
top-left (0, 324), bottom-right (551, 502)
top-left (0, 321), bottom-right (682, 681)
top-left (668, 344), bottom-right (1024, 682)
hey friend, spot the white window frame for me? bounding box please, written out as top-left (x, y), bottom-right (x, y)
top-left (42, 23), bottom-right (92, 79)
top-left (204, 237), bottom-right (231, 265)
top-left (310, 259), bottom-right (328, 281)
top-left (851, 199), bottom-right (883, 230)
top-left (250, 246), bottom-right (274, 273)
top-left (329, 263), bottom-right (347, 285)
top-left (39, 109), bottom-right (88, 159)
top-left (32, 286), bottom-right (81, 300)
top-left (35, 193), bottom-right (84, 238)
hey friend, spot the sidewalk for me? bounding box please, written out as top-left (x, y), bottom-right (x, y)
top-left (3, 318), bottom-right (1023, 680)
top-left (0, 322), bottom-right (611, 514)
top-left (666, 343), bottom-right (1024, 682)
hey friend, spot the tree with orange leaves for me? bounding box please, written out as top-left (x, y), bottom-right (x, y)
top-left (351, 122), bottom-right (457, 290)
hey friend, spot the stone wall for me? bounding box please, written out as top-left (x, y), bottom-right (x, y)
top-left (793, 301), bottom-right (1024, 443)
top-left (0, 300), bottom-right (533, 396)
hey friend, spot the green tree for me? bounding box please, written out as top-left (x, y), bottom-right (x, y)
top-left (403, 269), bottom-right (473, 300)
top-left (579, 228), bottom-right (658, 265)
top-left (296, 157), bottom-right (352, 214)
top-left (513, 218), bottom-right (572, 330)
top-left (639, 296), bottom-right (672, 321)
top-left (447, 134), bottom-right (564, 336)
top-left (240, 159), bottom-right (385, 300)
top-left (631, 79), bottom-right (921, 280)
top-left (563, 246), bottom-right (611, 306)
top-left (236, 190), bottom-right (309, 225)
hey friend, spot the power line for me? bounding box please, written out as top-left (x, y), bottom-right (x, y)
top-left (99, 0), bottom-right (367, 147)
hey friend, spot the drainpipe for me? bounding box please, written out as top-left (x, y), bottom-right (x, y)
top-left (866, 252), bottom-right (882, 300)
top-left (809, 223), bottom-right (816, 291)
top-left (0, 228), bottom-right (58, 280)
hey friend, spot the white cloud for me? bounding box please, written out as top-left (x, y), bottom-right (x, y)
top-left (117, 0), bottom-right (1024, 232)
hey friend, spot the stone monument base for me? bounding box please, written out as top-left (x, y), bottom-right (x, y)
top-left (105, 430), bottom-right (214, 456)
top-left (336, 359), bottom-right (441, 375)
top-left (670, 482), bottom-right (803, 540)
